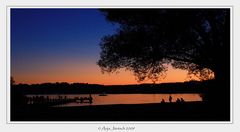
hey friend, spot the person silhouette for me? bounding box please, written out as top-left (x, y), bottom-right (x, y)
top-left (80, 97), bottom-right (83, 103)
top-left (176, 98), bottom-right (181, 103)
top-left (89, 96), bottom-right (93, 104)
top-left (180, 98), bottom-right (185, 103)
top-left (161, 99), bottom-right (165, 103)
top-left (169, 96), bottom-right (172, 103)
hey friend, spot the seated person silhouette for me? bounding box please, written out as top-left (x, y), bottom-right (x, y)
top-left (161, 99), bottom-right (165, 103)
top-left (180, 98), bottom-right (185, 103)
top-left (176, 98), bottom-right (181, 103)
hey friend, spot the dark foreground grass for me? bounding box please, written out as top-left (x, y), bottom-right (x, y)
top-left (11, 102), bottom-right (230, 121)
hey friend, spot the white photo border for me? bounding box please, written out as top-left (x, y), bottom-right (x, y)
top-left (6, 5), bottom-right (233, 124)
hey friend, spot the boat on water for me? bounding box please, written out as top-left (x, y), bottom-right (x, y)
top-left (99, 92), bottom-right (107, 96)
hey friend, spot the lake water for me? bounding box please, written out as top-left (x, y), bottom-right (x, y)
top-left (27, 94), bottom-right (202, 107)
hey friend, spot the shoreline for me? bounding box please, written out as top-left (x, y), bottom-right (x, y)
top-left (11, 101), bottom-right (229, 121)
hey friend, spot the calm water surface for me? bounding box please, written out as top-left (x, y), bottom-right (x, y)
top-left (27, 94), bottom-right (202, 107)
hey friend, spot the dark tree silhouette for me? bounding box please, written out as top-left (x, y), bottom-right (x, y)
top-left (11, 76), bottom-right (15, 86)
top-left (98, 9), bottom-right (230, 118)
top-left (97, 9), bottom-right (230, 83)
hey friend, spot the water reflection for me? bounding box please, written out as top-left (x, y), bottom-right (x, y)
top-left (27, 94), bottom-right (202, 107)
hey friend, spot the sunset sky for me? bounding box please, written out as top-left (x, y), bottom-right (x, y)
top-left (11, 9), bottom-right (195, 85)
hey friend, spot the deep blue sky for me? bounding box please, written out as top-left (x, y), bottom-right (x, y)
top-left (11, 9), bottom-right (117, 62)
top-left (11, 9), bottom-right (122, 84)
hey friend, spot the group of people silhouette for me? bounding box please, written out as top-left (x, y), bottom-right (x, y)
top-left (27, 95), bottom-right (94, 105)
top-left (26, 95), bottom-right (71, 105)
top-left (78, 96), bottom-right (93, 104)
top-left (160, 96), bottom-right (185, 103)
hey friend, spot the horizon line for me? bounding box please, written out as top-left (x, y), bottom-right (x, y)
top-left (13, 80), bottom-right (203, 86)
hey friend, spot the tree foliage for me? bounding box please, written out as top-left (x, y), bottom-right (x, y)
top-left (97, 9), bottom-right (230, 82)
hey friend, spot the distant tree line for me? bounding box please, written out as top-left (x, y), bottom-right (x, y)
top-left (11, 80), bottom-right (213, 95)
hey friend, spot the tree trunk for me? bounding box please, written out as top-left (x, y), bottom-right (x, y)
top-left (206, 61), bottom-right (230, 114)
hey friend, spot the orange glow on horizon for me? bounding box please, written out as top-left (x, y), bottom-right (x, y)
top-left (12, 61), bottom-right (199, 85)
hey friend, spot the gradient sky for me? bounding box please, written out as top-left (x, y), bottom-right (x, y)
top-left (11, 9), bottom-right (196, 85)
